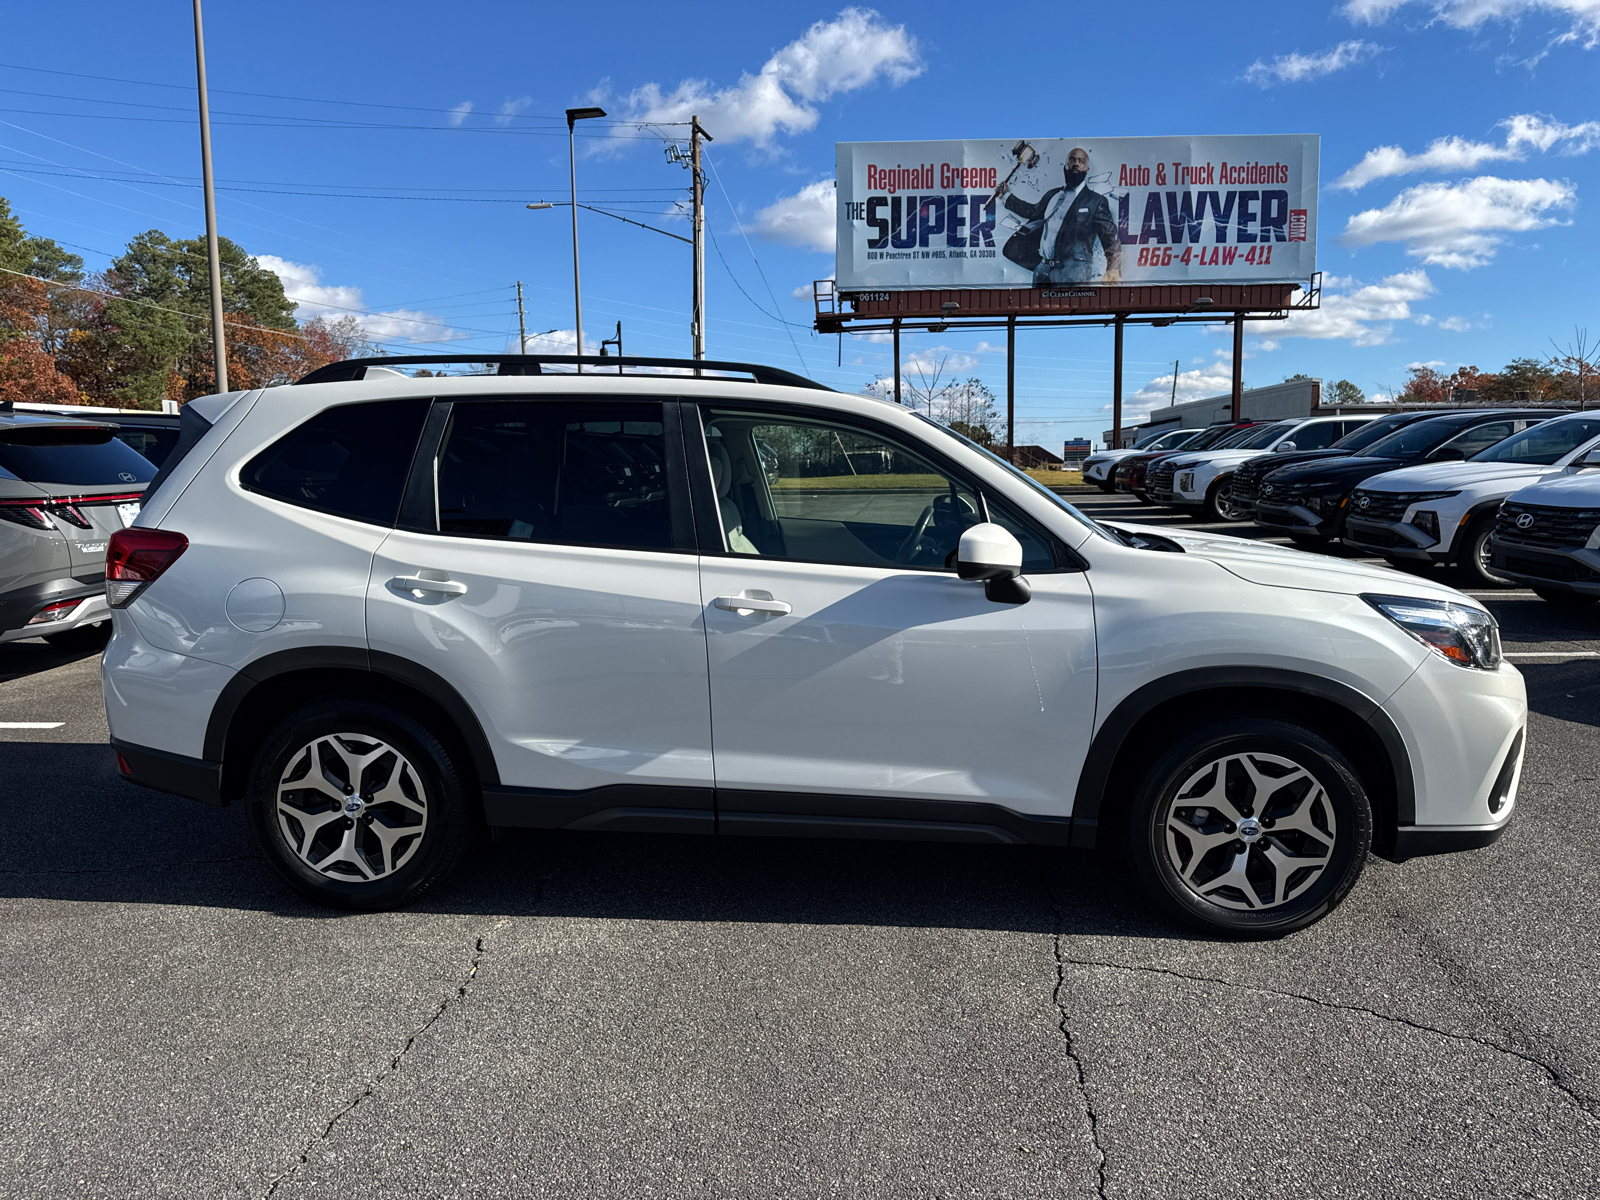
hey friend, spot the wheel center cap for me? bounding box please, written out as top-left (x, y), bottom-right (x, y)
top-left (344, 797), bottom-right (365, 815)
top-left (1237, 817), bottom-right (1263, 843)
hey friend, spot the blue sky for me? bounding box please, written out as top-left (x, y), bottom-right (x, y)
top-left (3, 0), bottom-right (1597, 446)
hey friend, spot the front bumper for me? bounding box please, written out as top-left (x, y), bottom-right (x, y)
top-left (1152, 489), bottom-right (1201, 508)
top-left (1342, 516), bottom-right (1443, 561)
top-left (1490, 540), bottom-right (1600, 595)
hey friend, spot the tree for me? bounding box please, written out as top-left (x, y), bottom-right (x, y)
top-left (0, 198), bottom-right (85, 404)
top-left (938, 378), bottom-right (1003, 446)
top-left (1328, 379), bottom-right (1365, 405)
top-left (1399, 364), bottom-right (1446, 404)
top-left (1283, 372), bottom-right (1311, 382)
top-left (1482, 358), bottom-right (1551, 405)
top-left (1549, 328), bottom-right (1597, 410)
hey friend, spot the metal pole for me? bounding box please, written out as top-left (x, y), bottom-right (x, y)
top-left (568, 117), bottom-right (583, 373)
top-left (892, 319), bottom-right (902, 404)
top-left (1170, 358), bottom-right (1178, 406)
top-left (1231, 313), bottom-right (1244, 421)
top-left (516, 280), bottom-right (527, 354)
top-left (192, 0), bottom-right (227, 395)
top-left (1006, 315), bottom-right (1016, 461)
top-left (1112, 314), bottom-right (1124, 449)
top-left (691, 116), bottom-right (712, 362)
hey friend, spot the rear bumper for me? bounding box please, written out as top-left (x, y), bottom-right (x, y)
top-left (111, 737), bottom-right (224, 806)
top-left (0, 577), bottom-right (104, 638)
top-left (1387, 821), bottom-right (1510, 862)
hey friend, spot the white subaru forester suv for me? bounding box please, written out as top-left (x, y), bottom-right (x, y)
top-left (102, 356), bottom-right (1528, 937)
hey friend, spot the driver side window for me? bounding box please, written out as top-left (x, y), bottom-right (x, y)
top-left (701, 410), bottom-right (986, 570)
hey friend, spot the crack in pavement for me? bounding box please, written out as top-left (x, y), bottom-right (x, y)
top-left (260, 934), bottom-right (487, 1199)
top-left (1055, 953), bottom-right (1600, 1125)
top-left (1039, 856), bottom-right (1110, 1200)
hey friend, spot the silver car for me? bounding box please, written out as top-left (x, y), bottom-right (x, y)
top-left (0, 404), bottom-right (157, 650)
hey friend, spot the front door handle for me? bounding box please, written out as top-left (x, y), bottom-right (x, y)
top-left (389, 574), bottom-right (468, 597)
top-left (714, 594), bottom-right (791, 616)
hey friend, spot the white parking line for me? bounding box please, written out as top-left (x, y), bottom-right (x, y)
top-left (0, 721), bottom-right (65, 729)
top-left (1504, 652), bottom-right (1600, 658)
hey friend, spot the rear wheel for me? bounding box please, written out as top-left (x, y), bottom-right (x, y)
top-left (1532, 587), bottom-right (1599, 608)
top-left (1120, 718), bottom-right (1371, 937)
top-left (1457, 515), bottom-right (1516, 587)
top-left (44, 621), bottom-right (110, 652)
top-left (246, 696), bottom-right (478, 910)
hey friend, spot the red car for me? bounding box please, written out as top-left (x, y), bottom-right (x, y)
top-left (1113, 422), bottom-right (1261, 502)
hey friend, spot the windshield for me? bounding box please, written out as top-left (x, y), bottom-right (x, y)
top-left (1362, 416), bottom-right (1477, 460)
top-left (1179, 425), bottom-right (1237, 452)
top-left (1139, 429), bottom-right (1194, 451)
top-left (0, 428), bottom-right (156, 486)
top-left (914, 415), bottom-right (1116, 543)
top-left (1234, 422), bottom-right (1296, 451)
top-left (1333, 414), bottom-right (1413, 452)
top-left (1470, 416), bottom-right (1600, 465)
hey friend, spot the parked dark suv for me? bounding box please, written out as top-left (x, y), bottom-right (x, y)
top-left (0, 406), bottom-right (157, 649)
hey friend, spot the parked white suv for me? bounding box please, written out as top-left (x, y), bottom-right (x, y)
top-left (1490, 461), bottom-right (1600, 606)
top-left (1343, 413), bottom-right (1600, 586)
top-left (1152, 415), bottom-right (1372, 521)
top-left (1081, 428), bottom-right (1199, 491)
top-left (103, 356), bottom-right (1527, 936)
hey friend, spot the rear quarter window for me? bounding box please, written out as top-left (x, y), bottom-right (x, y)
top-left (241, 397), bottom-right (431, 526)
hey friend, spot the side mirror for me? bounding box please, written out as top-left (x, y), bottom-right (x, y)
top-left (956, 523), bottom-right (1031, 605)
top-left (1430, 447), bottom-right (1466, 462)
top-left (1274, 441), bottom-right (1297, 453)
top-left (1573, 449), bottom-right (1600, 471)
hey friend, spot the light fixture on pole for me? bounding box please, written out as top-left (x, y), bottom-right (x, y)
top-left (191, 0), bottom-right (227, 394)
top-left (565, 106), bottom-right (606, 372)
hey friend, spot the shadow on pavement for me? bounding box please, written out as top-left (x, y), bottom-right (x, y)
top-left (0, 740), bottom-right (1178, 940)
top-left (0, 641), bottom-right (103, 685)
top-left (1518, 661), bottom-right (1600, 729)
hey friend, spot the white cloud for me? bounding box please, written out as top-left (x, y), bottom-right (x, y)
top-left (495, 96), bottom-right (532, 125)
top-left (609, 8), bottom-right (922, 148)
top-left (792, 272), bottom-right (833, 299)
top-left (1407, 359), bottom-right (1448, 369)
top-left (1333, 112), bottom-right (1600, 189)
top-left (1437, 315), bottom-right (1473, 331)
top-left (258, 255), bottom-right (470, 344)
top-left (1342, 1), bottom-right (1600, 51)
top-left (1114, 364), bottom-right (1242, 423)
top-left (447, 101), bottom-right (473, 127)
top-left (1340, 175), bottom-right (1576, 267)
top-left (754, 180), bottom-right (836, 252)
top-left (1268, 270), bottom-right (1436, 347)
top-left (1244, 40), bottom-right (1383, 86)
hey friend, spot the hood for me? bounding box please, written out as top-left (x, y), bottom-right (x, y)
top-left (1263, 454), bottom-right (1405, 490)
top-left (1509, 471), bottom-right (1600, 507)
top-left (1251, 449), bottom-right (1351, 474)
top-left (1356, 459), bottom-right (1553, 493)
top-left (1110, 521), bottom-right (1470, 602)
top-left (1192, 448), bottom-right (1269, 468)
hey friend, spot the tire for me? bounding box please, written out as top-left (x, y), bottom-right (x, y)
top-left (1134, 490), bottom-right (1153, 505)
top-left (1456, 515), bottom-right (1516, 588)
top-left (1532, 587), bottom-right (1599, 608)
top-left (1200, 478), bottom-right (1241, 522)
top-left (1120, 717), bottom-right (1372, 938)
top-left (44, 621), bottom-right (111, 652)
top-left (245, 696), bottom-right (479, 910)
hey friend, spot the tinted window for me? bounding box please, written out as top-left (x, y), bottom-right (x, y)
top-left (115, 425), bottom-right (180, 468)
top-left (1441, 420), bottom-right (1514, 458)
top-left (242, 397), bottom-right (429, 526)
top-left (1364, 417), bottom-right (1477, 459)
top-left (704, 410), bottom-right (1055, 572)
top-left (1471, 416), bottom-right (1600, 464)
top-left (1237, 422), bottom-right (1296, 450)
top-left (434, 401), bottom-right (671, 550)
top-left (1334, 415), bottom-right (1410, 452)
top-left (1284, 422), bottom-right (1339, 450)
top-left (0, 427), bottom-right (156, 486)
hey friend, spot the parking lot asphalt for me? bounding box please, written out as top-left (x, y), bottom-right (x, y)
top-left (1, 493), bottom-right (1597, 1199)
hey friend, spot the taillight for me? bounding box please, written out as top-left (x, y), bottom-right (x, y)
top-left (105, 528), bottom-right (188, 608)
top-left (27, 598), bottom-right (83, 625)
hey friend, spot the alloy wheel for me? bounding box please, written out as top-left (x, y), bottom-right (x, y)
top-left (274, 733), bottom-right (429, 882)
top-left (1162, 751), bottom-right (1337, 911)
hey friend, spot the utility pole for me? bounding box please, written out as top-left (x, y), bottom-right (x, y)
top-left (1170, 358), bottom-right (1179, 405)
top-left (1006, 315), bottom-right (1017, 461)
top-left (565, 106), bottom-right (606, 373)
top-left (1231, 313), bottom-right (1245, 421)
top-left (516, 280), bottom-right (527, 354)
top-left (690, 115), bottom-right (712, 363)
top-left (1111, 315), bottom-right (1125, 450)
top-left (191, 0), bottom-right (227, 395)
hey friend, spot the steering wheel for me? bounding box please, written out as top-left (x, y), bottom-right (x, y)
top-left (894, 492), bottom-right (977, 565)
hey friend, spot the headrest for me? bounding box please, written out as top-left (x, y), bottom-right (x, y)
top-left (707, 440), bottom-right (732, 497)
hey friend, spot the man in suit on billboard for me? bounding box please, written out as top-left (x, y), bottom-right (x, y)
top-left (996, 146), bottom-right (1123, 285)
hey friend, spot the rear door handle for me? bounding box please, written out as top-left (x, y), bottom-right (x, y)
top-left (389, 574), bottom-right (468, 596)
top-left (714, 594), bottom-right (791, 616)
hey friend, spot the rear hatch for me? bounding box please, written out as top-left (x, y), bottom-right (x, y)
top-left (0, 420), bottom-right (156, 578)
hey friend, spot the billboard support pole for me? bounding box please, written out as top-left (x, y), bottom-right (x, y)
top-left (1231, 313), bottom-right (1244, 421)
top-left (892, 319), bottom-right (902, 404)
top-left (1006, 315), bottom-right (1016, 462)
top-left (1112, 314), bottom-right (1125, 450)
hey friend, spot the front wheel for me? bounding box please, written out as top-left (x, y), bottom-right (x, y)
top-left (1457, 515), bottom-right (1516, 588)
top-left (1204, 479), bottom-right (1244, 522)
top-left (1120, 718), bottom-right (1372, 937)
top-left (246, 696), bottom-right (478, 910)
top-left (1533, 587), bottom-right (1599, 608)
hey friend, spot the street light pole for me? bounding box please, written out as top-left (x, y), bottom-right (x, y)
top-left (690, 115), bottom-right (712, 363)
top-left (516, 280), bottom-right (527, 354)
top-left (564, 106), bottom-right (606, 373)
top-left (191, 0), bottom-right (227, 395)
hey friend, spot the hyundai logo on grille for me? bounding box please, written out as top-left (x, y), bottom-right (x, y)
top-left (1357, 495), bottom-right (1370, 508)
top-left (1262, 484), bottom-right (1275, 495)
top-left (1516, 512), bottom-right (1536, 529)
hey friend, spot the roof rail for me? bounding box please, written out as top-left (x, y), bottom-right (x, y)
top-left (294, 354), bottom-right (830, 391)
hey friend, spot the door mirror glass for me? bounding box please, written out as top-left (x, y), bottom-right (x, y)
top-left (957, 522), bottom-right (1030, 604)
top-left (1274, 441), bottom-right (1297, 453)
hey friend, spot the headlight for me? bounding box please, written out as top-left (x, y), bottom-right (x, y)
top-left (1303, 496), bottom-right (1322, 514)
top-left (1410, 510), bottom-right (1440, 540)
top-left (1364, 594), bottom-right (1502, 670)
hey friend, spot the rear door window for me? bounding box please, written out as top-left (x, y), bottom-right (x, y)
top-left (1286, 422), bottom-right (1340, 450)
top-left (241, 397), bottom-right (430, 526)
top-left (432, 400), bottom-right (674, 551)
top-left (1442, 420), bottom-right (1514, 458)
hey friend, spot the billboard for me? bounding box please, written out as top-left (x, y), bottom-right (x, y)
top-left (835, 135), bottom-right (1317, 292)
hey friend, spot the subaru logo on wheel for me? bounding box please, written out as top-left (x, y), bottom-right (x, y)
top-left (1516, 513), bottom-right (1535, 529)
